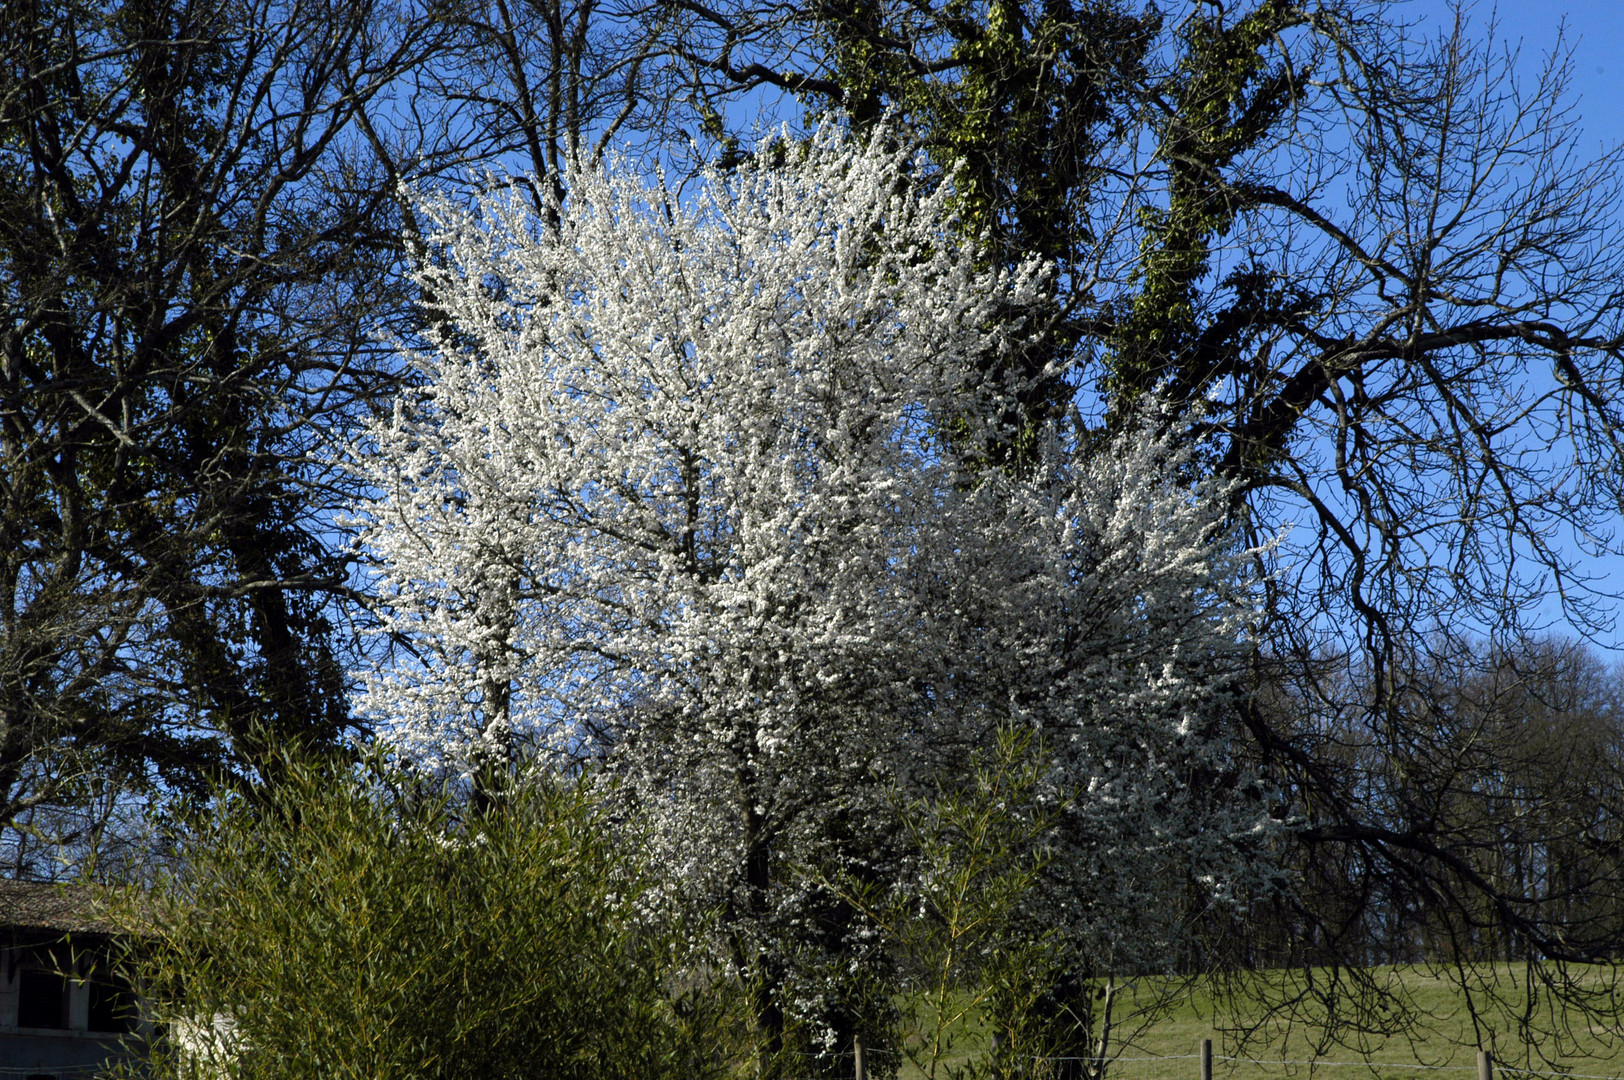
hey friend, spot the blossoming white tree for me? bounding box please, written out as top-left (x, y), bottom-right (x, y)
top-left (348, 125), bottom-right (1275, 1063)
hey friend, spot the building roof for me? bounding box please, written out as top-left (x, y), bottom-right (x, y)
top-left (0, 879), bottom-right (122, 936)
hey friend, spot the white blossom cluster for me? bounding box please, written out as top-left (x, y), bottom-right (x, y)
top-left (347, 124), bottom-right (1277, 1013)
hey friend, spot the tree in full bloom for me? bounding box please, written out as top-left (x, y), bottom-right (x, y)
top-left (348, 124), bottom-right (1276, 1066)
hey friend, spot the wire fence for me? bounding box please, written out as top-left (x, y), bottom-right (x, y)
top-left (777, 1040), bottom-right (1624, 1080)
top-left (3, 1046), bottom-right (1620, 1080)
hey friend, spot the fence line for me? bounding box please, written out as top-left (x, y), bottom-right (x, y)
top-left (7, 1045), bottom-right (1612, 1080)
top-left (837, 1036), bottom-right (1621, 1080)
top-left (1213, 1059), bottom-right (1463, 1069)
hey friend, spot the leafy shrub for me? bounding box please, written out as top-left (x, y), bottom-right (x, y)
top-left (104, 754), bottom-right (737, 1080)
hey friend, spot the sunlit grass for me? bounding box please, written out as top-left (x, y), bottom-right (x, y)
top-left (888, 966), bottom-right (1624, 1080)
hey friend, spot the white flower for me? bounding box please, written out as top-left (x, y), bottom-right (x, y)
top-left (347, 120), bottom-right (1277, 1027)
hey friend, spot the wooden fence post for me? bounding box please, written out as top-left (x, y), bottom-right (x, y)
top-left (1478, 1050), bottom-right (1493, 1080)
top-left (1201, 1038), bottom-right (1213, 1080)
top-left (854, 1032), bottom-right (867, 1080)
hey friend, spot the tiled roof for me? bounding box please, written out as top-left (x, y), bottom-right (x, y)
top-left (0, 879), bottom-right (121, 935)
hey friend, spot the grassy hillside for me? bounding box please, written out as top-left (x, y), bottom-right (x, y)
top-left (888, 966), bottom-right (1624, 1080)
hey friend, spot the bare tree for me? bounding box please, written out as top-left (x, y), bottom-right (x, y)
top-left (1232, 637), bottom-right (1624, 1065)
top-left (0, 0), bottom-right (701, 861)
top-left (0, 0), bottom-right (427, 838)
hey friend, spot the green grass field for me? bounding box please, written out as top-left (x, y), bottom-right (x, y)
top-left (885, 967), bottom-right (1624, 1080)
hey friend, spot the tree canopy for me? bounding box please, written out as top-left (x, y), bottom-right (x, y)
top-left (0, 0), bottom-right (696, 869)
top-left (672, 0), bottom-right (1624, 1046)
top-left (5, 0), bottom-right (1624, 1069)
top-left (349, 125), bottom-right (1275, 1062)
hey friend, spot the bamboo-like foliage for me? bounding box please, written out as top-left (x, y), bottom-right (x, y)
top-left (100, 753), bottom-right (741, 1080)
